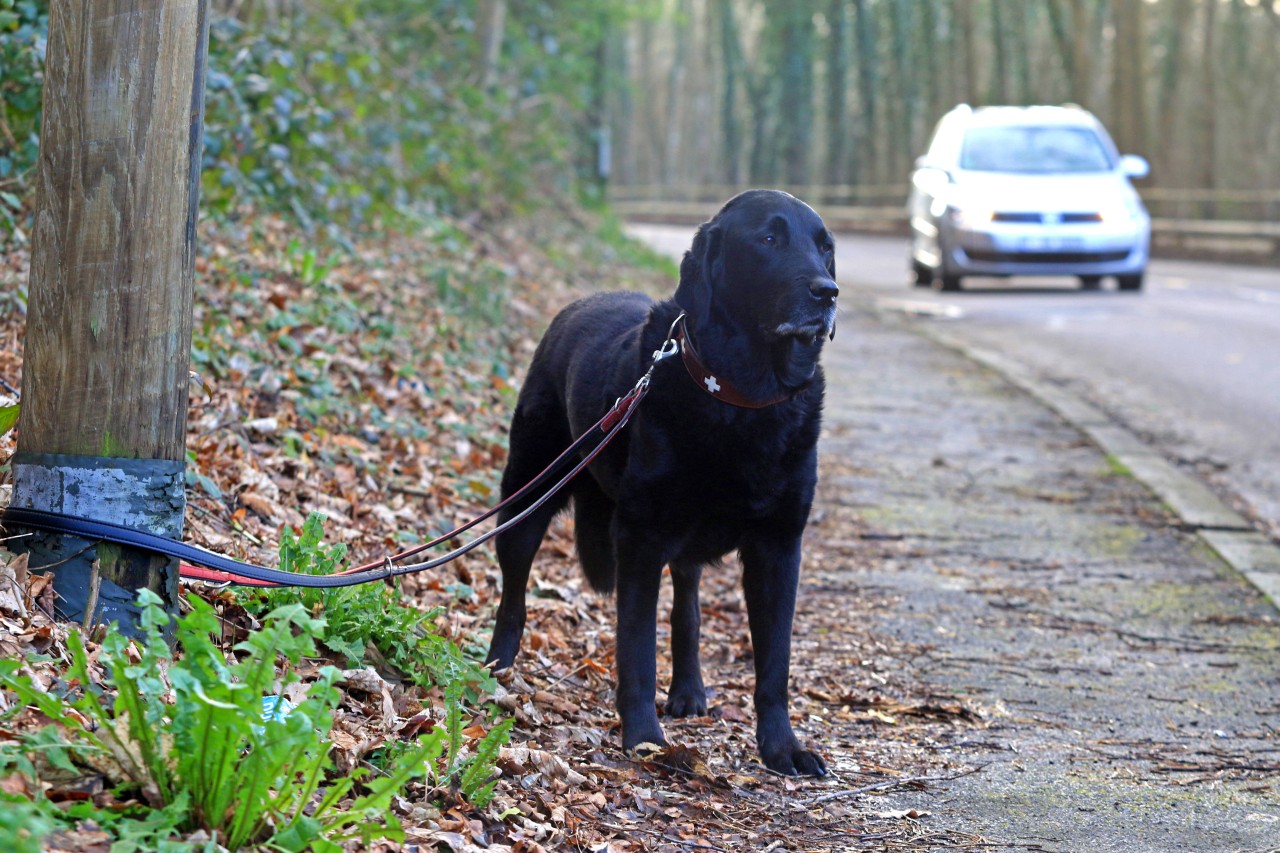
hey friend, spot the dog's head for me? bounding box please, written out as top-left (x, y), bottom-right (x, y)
top-left (676, 189), bottom-right (838, 386)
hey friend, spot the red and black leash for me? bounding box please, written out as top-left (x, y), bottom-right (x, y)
top-left (2, 319), bottom-right (685, 589)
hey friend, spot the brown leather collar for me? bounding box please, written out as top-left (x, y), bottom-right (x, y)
top-left (673, 315), bottom-right (794, 409)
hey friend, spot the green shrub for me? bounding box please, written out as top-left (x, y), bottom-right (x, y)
top-left (0, 590), bottom-right (445, 850)
top-left (1, 2), bottom-right (638, 244)
top-left (0, 0), bottom-right (46, 241)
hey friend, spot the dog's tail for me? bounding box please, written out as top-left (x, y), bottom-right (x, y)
top-left (573, 485), bottom-right (617, 593)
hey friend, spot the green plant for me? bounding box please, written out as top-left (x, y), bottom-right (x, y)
top-left (241, 512), bottom-right (512, 805)
top-left (430, 638), bottom-right (514, 808)
top-left (458, 716), bottom-right (513, 809)
top-left (0, 590), bottom-right (445, 850)
top-left (0, 0), bottom-right (46, 243)
top-left (285, 237), bottom-right (342, 287)
top-left (0, 792), bottom-right (53, 853)
top-left (0, 402), bottom-right (17, 436)
top-left (249, 514), bottom-right (498, 693)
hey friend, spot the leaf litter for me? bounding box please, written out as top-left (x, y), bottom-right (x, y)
top-left (0, 212), bottom-right (991, 851)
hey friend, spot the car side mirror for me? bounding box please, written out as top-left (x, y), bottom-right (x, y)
top-left (1119, 154), bottom-right (1150, 180)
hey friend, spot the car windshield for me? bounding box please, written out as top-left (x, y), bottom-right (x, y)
top-left (959, 125), bottom-right (1114, 174)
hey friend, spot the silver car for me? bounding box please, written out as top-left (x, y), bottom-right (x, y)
top-left (908, 104), bottom-right (1151, 292)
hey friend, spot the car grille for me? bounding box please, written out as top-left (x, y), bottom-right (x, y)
top-left (966, 249), bottom-right (1131, 264)
top-left (1062, 212), bottom-right (1104, 223)
top-left (991, 212), bottom-right (1103, 224)
top-left (992, 212), bottom-right (1042, 223)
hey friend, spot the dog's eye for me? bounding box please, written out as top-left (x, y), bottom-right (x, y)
top-left (761, 234), bottom-right (777, 246)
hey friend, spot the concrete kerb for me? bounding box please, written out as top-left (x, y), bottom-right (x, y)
top-left (910, 323), bottom-right (1280, 615)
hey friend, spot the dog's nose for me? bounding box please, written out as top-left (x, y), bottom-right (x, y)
top-left (809, 278), bottom-right (839, 301)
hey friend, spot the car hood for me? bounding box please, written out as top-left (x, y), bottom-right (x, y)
top-left (949, 171), bottom-right (1144, 212)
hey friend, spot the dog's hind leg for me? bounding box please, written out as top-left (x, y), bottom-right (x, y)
top-left (573, 476), bottom-right (617, 593)
top-left (665, 560), bottom-right (707, 717)
top-left (485, 404), bottom-right (572, 671)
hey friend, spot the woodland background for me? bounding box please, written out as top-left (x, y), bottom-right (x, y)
top-left (5, 1), bottom-right (1280, 239)
top-left (604, 0), bottom-right (1280, 206)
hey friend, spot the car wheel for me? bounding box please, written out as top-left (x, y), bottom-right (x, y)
top-left (1117, 273), bottom-right (1144, 291)
top-left (911, 260), bottom-right (933, 287)
top-left (1080, 275), bottom-right (1102, 290)
top-left (934, 274), bottom-right (962, 292)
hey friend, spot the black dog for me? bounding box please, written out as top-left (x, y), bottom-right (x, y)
top-left (486, 190), bottom-right (836, 776)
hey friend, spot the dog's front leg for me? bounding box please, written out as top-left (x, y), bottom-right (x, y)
top-left (613, 537), bottom-right (668, 752)
top-left (666, 560), bottom-right (707, 717)
top-left (741, 534), bottom-right (828, 777)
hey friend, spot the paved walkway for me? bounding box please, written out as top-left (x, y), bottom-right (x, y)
top-left (808, 303), bottom-right (1280, 852)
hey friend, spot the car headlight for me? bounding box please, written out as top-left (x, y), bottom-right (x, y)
top-left (1104, 194), bottom-right (1150, 223)
top-left (1097, 202), bottom-right (1133, 224)
top-left (947, 206), bottom-right (994, 228)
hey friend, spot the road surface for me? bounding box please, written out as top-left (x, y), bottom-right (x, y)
top-left (627, 223), bottom-right (1280, 545)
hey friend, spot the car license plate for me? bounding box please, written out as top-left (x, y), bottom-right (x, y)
top-left (1018, 235), bottom-right (1084, 252)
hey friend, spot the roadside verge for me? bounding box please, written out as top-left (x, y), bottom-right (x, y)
top-left (920, 324), bottom-right (1280, 612)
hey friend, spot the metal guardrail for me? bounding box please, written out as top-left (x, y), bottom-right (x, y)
top-left (611, 186), bottom-right (1280, 265)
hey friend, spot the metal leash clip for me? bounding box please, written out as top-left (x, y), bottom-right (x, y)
top-left (652, 312), bottom-right (685, 365)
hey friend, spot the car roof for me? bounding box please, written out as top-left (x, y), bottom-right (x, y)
top-left (920, 104), bottom-right (1122, 168)
top-left (963, 105), bottom-right (1098, 128)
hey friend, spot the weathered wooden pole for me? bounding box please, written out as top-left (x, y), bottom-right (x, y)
top-left (9, 0), bottom-right (209, 634)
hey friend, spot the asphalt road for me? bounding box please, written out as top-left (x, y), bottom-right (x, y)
top-left (627, 223), bottom-right (1280, 544)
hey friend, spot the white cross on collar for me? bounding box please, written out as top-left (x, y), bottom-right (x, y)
top-left (704, 375), bottom-right (721, 394)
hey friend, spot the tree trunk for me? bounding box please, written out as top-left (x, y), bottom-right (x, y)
top-left (1045, 0), bottom-right (1091, 105)
top-left (1070, 0), bottom-right (1092, 106)
top-left (1109, 0), bottom-right (1148, 156)
top-left (476, 0), bottom-right (506, 90)
top-left (824, 0), bottom-right (851, 186)
top-left (604, 15), bottom-right (634, 185)
top-left (991, 0), bottom-right (1011, 104)
top-left (717, 0), bottom-right (743, 185)
top-left (663, 0), bottom-right (692, 186)
top-left (1199, 0), bottom-right (1219, 217)
top-left (851, 0), bottom-right (879, 183)
top-left (11, 0), bottom-right (209, 636)
top-left (956, 0), bottom-right (979, 105)
top-left (773, 2), bottom-right (816, 186)
top-left (1154, 0), bottom-right (1195, 182)
top-left (886, 0), bottom-right (916, 178)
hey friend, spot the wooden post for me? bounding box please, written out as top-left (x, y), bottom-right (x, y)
top-left (9, 0), bottom-right (209, 634)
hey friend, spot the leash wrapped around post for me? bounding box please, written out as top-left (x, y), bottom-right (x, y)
top-left (1, 318), bottom-right (685, 590)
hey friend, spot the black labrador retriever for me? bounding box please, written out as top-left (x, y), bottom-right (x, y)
top-left (486, 190), bottom-right (836, 776)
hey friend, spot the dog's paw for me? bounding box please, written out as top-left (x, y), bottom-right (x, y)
top-left (630, 740), bottom-right (667, 760)
top-left (664, 689), bottom-right (708, 718)
top-left (761, 741), bottom-right (828, 778)
top-left (622, 722), bottom-right (668, 755)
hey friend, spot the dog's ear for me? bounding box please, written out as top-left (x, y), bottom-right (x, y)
top-left (676, 222), bottom-right (720, 320)
top-left (824, 234), bottom-right (837, 340)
